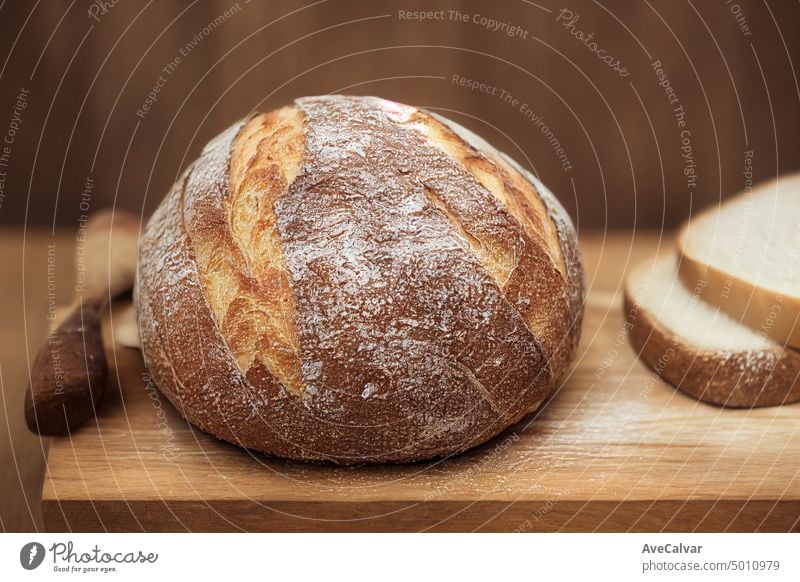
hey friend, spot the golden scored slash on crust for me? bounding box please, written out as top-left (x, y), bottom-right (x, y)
top-left (222, 107), bottom-right (305, 395)
top-left (136, 95), bottom-right (585, 463)
top-left (425, 111), bottom-right (584, 378)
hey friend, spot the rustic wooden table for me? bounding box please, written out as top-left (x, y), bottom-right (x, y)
top-left (37, 232), bottom-right (800, 532)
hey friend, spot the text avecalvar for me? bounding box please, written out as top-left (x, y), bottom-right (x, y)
top-left (642, 543), bottom-right (702, 554)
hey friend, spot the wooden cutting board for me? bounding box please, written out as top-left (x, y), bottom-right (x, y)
top-left (41, 234), bottom-right (800, 532)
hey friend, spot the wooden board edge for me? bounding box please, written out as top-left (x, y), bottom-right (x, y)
top-left (42, 499), bottom-right (800, 533)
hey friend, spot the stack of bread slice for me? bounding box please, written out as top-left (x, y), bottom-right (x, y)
top-left (625, 173), bottom-right (800, 407)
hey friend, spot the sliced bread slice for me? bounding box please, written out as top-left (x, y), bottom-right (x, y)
top-left (624, 253), bottom-right (800, 407)
top-left (677, 173), bottom-right (800, 349)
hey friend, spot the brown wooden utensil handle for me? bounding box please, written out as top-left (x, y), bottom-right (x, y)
top-left (25, 297), bottom-right (108, 436)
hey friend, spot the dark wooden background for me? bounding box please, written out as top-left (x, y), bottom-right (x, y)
top-left (1, 0), bottom-right (799, 533)
top-left (0, 0), bottom-right (799, 229)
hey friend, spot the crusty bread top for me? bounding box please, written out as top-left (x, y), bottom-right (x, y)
top-left (204, 96), bottom-right (576, 397)
top-left (137, 95), bottom-right (585, 462)
top-left (679, 172), bottom-right (800, 298)
top-left (428, 111), bottom-right (584, 376)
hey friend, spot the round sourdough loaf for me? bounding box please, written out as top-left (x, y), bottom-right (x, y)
top-left (135, 95), bottom-right (585, 463)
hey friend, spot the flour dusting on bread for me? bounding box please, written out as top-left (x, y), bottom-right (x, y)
top-left (136, 95), bottom-right (585, 463)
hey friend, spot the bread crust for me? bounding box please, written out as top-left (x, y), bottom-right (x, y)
top-left (424, 111), bottom-right (585, 381)
top-left (624, 285), bottom-right (800, 408)
top-left (136, 96), bottom-right (584, 463)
